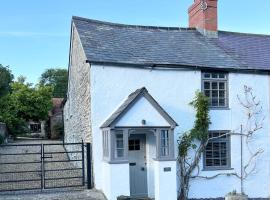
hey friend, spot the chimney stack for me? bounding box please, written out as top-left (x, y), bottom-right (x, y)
top-left (188, 0), bottom-right (218, 38)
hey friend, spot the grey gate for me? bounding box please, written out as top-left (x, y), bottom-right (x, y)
top-left (0, 142), bottom-right (89, 192)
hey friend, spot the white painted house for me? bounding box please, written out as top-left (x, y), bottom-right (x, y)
top-left (64, 0), bottom-right (270, 199)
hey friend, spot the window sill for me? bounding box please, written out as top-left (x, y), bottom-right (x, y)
top-left (209, 107), bottom-right (230, 111)
top-left (153, 157), bottom-right (177, 162)
top-left (202, 167), bottom-right (234, 171)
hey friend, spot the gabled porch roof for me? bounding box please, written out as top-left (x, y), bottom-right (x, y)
top-left (100, 87), bottom-right (178, 129)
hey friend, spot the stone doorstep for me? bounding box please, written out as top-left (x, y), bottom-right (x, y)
top-left (117, 196), bottom-right (154, 200)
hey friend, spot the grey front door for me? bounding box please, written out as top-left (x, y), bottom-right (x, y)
top-left (128, 134), bottom-right (148, 197)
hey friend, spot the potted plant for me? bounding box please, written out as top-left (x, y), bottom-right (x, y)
top-left (225, 190), bottom-right (248, 200)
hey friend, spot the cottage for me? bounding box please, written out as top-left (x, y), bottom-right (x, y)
top-left (64, 0), bottom-right (270, 199)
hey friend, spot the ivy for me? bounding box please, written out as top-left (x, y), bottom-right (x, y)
top-left (178, 91), bottom-right (211, 200)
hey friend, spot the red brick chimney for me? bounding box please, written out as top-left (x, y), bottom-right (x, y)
top-left (188, 0), bottom-right (218, 37)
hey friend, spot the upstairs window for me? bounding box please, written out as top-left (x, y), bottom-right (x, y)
top-left (204, 131), bottom-right (231, 170)
top-left (202, 72), bottom-right (228, 108)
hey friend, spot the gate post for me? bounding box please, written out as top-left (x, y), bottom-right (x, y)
top-left (86, 143), bottom-right (92, 189)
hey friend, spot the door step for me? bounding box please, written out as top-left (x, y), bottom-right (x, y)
top-left (117, 196), bottom-right (154, 200)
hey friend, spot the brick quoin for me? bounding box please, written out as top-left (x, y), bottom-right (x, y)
top-left (188, 0), bottom-right (218, 32)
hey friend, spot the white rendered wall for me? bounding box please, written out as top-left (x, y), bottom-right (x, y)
top-left (90, 64), bottom-right (270, 199)
top-left (154, 160), bottom-right (177, 200)
top-left (102, 162), bottom-right (130, 200)
top-left (115, 96), bottom-right (170, 127)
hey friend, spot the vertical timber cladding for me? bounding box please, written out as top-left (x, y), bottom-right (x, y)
top-left (0, 142), bottom-right (86, 192)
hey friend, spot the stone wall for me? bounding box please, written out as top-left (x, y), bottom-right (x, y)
top-left (63, 23), bottom-right (92, 145)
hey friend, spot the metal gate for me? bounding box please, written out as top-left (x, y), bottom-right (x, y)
top-left (0, 141), bottom-right (89, 192)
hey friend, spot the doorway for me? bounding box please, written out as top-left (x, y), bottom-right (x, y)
top-left (128, 134), bottom-right (148, 197)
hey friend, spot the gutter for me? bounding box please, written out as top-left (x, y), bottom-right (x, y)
top-left (86, 60), bottom-right (270, 74)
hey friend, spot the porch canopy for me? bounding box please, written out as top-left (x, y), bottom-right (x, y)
top-left (100, 87), bottom-right (178, 163)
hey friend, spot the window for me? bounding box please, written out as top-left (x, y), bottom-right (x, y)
top-left (115, 132), bottom-right (124, 158)
top-left (30, 123), bottom-right (41, 133)
top-left (102, 130), bottom-right (109, 157)
top-left (129, 139), bottom-right (140, 151)
top-left (160, 130), bottom-right (170, 157)
top-left (202, 72), bottom-right (228, 108)
top-left (204, 131), bottom-right (231, 169)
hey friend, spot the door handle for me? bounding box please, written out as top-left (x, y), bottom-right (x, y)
top-left (129, 163), bottom-right (136, 166)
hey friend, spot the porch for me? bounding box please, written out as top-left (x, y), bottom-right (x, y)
top-left (100, 88), bottom-right (178, 200)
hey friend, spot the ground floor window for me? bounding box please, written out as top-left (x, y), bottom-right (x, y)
top-left (204, 131), bottom-right (231, 169)
top-left (160, 130), bottom-right (169, 157)
top-left (115, 131), bottom-right (124, 158)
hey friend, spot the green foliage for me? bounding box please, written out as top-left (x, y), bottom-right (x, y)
top-left (178, 91), bottom-right (211, 157)
top-left (0, 79), bottom-right (53, 135)
top-left (39, 68), bottom-right (68, 98)
top-left (0, 64), bottom-right (14, 97)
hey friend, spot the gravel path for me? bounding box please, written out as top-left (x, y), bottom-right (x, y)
top-left (0, 139), bottom-right (84, 191)
top-left (0, 189), bottom-right (106, 200)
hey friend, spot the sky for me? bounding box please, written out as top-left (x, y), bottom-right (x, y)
top-left (0, 0), bottom-right (270, 83)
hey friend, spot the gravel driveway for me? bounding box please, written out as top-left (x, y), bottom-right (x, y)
top-left (0, 189), bottom-right (106, 200)
top-left (0, 139), bottom-right (86, 192)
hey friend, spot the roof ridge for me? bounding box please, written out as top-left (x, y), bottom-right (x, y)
top-left (72, 16), bottom-right (196, 31)
top-left (219, 30), bottom-right (270, 37)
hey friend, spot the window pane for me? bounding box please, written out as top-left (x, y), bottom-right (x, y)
top-left (212, 98), bottom-right (218, 106)
top-left (212, 73), bottom-right (218, 78)
top-left (219, 82), bottom-right (225, 89)
top-left (204, 73), bottom-right (211, 78)
top-left (204, 82), bottom-right (210, 89)
top-left (219, 90), bottom-right (225, 98)
top-left (204, 90), bottom-right (210, 97)
top-left (219, 74), bottom-right (225, 79)
top-left (212, 82), bottom-right (218, 89)
top-left (117, 149), bottom-right (124, 157)
top-left (212, 90), bottom-right (218, 97)
top-left (117, 140), bottom-right (123, 148)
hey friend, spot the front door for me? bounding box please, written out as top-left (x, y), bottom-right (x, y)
top-left (129, 134), bottom-right (148, 197)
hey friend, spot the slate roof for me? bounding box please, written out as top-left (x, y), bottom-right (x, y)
top-left (73, 16), bottom-right (270, 71)
top-left (101, 87), bottom-right (178, 128)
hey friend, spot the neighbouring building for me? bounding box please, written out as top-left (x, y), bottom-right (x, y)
top-left (49, 98), bottom-right (64, 139)
top-left (64, 0), bottom-right (270, 199)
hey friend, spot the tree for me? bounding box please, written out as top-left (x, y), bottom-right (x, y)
top-left (39, 68), bottom-right (68, 98)
top-left (0, 79), bottom-right (53, 135)
top-left (0, 64), bottom-right (14, 97)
